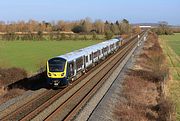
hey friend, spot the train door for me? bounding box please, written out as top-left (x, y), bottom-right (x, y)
top-left (89, 53), bottom-right (92, 65)
top-left (91, 52), bottom-right (94, 63)
top-left (68, 61), bottom-right (75, 78)
top-left (83, 55), bottom-right (86, 69)
top-left (85, 55), bottom-right (89, 67)
top-left (98, 50), bottom-right (100, 60)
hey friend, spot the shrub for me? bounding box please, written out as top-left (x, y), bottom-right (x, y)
top-left (92, 31), bottom-right (97, 40)
top-left (158, 98), bottom-right (175, 121)
top-left (72, 25), bottom-right (85, 33)
top-left (105, 30), bottom-right (114, 40)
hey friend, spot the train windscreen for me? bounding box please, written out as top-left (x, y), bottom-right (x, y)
top-left (48, 58), bottom-right (66, 72)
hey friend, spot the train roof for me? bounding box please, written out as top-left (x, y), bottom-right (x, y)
top-left (55, 38), bottom-right (120, 62)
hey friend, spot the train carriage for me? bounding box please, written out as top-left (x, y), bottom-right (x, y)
top-left (46, 38), bottom-right (121, 87)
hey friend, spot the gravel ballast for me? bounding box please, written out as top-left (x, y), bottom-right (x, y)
top-left (0, 89), bottom-right (46, 119)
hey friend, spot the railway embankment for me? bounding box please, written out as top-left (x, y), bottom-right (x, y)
top-left (0, 68), bottom-right (27, 104)
top-left (0, 67), bottom-right (48, 105)
top-left (113, 32), bottom-right (175, 121)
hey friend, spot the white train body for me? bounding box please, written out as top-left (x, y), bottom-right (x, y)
top-left (46, 38), bottom-right (121, 87)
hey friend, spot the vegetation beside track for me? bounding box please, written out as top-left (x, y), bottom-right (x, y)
top-left (0, 40), bottom-right (101, 73)
top-left (114, 32), bottom-right (174, 121)
top-left (159, 33), bottom-right (180, 120)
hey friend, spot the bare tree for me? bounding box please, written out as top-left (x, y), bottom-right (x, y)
top-left (94, 19), bottom-right (104, 34)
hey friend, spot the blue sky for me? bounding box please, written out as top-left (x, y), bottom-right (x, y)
top-left (0, 0), bottom-right (179, 25)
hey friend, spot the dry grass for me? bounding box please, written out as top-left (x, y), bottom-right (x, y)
top-left (0, 67), bottom-right (27, 86)
top-left (114, 74), bottom-right (159, 121)
top-left (0, 67), bottom-right (27, 104)
top-left (113, 32), bottom-right (175, 121)
top-left (0, 86), bottom-right (7, 97)
top-left (158, 97), bottom-right (175, 121)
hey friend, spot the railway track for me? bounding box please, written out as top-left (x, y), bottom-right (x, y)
top-left (44, 33), bottom-right (146, 121)
top-left (0, 32), bottom-right (146, 121)
top-left (45, 35), bottom-right (139, 121)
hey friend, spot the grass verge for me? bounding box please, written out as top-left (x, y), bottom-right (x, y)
top-left (159, 35), bottom-right (180, 120)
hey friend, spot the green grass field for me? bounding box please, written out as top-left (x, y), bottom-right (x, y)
top-left (0, 40), bottom-right (102, 73)
top-left (160, 33), bottom-right (180, 120)
top-left (160, 33), bottom-right (180, 56)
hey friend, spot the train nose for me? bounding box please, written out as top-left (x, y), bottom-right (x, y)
top-left (53, 80), bottom-right (59, 86)
top-left (48, 73), bottom-right (51, 76)
top-left (61, 73), bottom-right (64, 76)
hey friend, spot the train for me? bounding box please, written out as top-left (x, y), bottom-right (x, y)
top-left (46, 38), bottom-right (123, 87)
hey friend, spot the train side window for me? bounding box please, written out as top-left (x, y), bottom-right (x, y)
top-left (105, 46), bottom-right (109, 52)
top-left (98, 50), bottom-right (100, 56)
top-left (90, 54), bottom-right (92, 60)
top-left (86, 56), bottom-right (88, 63)
top-left (76, 57), bottom-right (83, 69)
top-left (93, 51), bottom-right (98, 58)
top-left (110, 44), bottom-right (114, 50)
top-left (116, 42), bottom-right (119, 47)
top-left (103, 47), bottom-right (107, 53)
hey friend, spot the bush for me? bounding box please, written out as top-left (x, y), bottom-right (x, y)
top-left (60, 33), bottom-right (66, 40)
top-left (92, 31), bottom-right (97, 40)
top-left (83, 35), bottom-right (87, 40)
top-left (37, 31), bottom-right (43, 40)
top-left (105, 30), bottom-right (114, 40)
top-left (72, 25), bottom-right (85, 33)
top-left (158, 98), bottom-right (175, 121)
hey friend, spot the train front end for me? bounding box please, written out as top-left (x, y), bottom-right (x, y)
top-left (46, 57), bottom-right (68, 87)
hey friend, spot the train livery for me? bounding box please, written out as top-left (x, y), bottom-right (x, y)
top-left (46, 38), bottom-right (122, 87)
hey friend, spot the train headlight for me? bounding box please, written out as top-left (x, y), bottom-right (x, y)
top-left (61, 73), bottom-right (64, 76)
top-left (48, 73), bottom-right (51, 76)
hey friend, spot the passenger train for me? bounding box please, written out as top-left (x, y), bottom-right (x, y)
top-left (46, 38), bottom-right (122, 87)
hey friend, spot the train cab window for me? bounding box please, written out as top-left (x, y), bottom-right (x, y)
top-left (48, 58), bottom-right (66, 72)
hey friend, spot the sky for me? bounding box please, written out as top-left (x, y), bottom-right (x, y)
top-left (0, 0), bottom-right (179, 25)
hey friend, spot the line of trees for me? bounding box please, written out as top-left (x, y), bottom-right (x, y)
top-left (0, 18), bottom-right (139, 41)
top-left (152, 21), bottom-right (173, 35)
